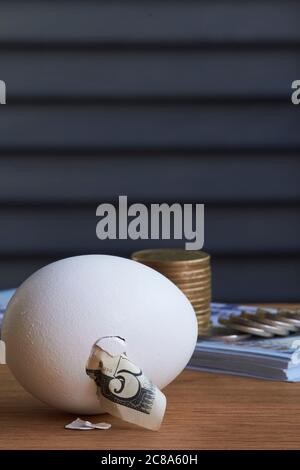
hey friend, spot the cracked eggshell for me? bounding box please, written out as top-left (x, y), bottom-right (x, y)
top-left (2, 255), bottom-right (197, 414)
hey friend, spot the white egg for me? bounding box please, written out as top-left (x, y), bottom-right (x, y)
top-left (2, 255), bottom-right (197, 414)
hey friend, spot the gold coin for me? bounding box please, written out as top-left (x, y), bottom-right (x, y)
top-left (196, 320), bottom-right (211, 328)
top-left (194, 311), bottom-right (211, 317)
top-left (187, 298), bottom-right (211, 306)
top-left (193, 307), bottom-right (211, 314)
top-left (198, 326), bottom-right (250, 341)
top-left (184, 292), bottom-right (211, 302)
top-left (197, 316), bottom-right (211, 322)
top-left (159, 264), bottom-right (211, 273)
top-left (192, 296), bottom-right (211, 302)
top-left (174, 279), bottom-right (211, 289)
top-left (160, 267), bottom-right (211, 279)
top-left (193, 299), bottom-right (209, 304)
top-left (195, 315), bottom-right (211, 322)
top-left (185, 296), bottom-right (211, 305)
top-left (182, 282), bottom-right (211, 290)
top-left (173, 272), bottom-right (211, 281)
top-left (180, 279), bottom-right (211, 290)
top-left (193, 302), bottom-right (211, 309)
top-left (218, 316), bottom-right (272, 338)
top-left (197, 319), bottom-right (211, 324)
top-left (131, 249), bottom-right (210, 269)
top-left (198, 325), bottom-right (211, 334)
top-left (198, 317), bottom-right (211, 323)
top-left (177, 286), bottom-right (211, 295)
top-left (195, 309), bottom-right (210, 318)
top-left (140, 262), bottom-right (210, 275)
top-left (181, 285), bottom-right (211, 294)
top-left (132, 249), bottom-right (209, 264)
top-left (175, 284), bottom-right (211, 297)
top-left (192, 299), bottom-right (211, 307)
top-left (197, 313), bottom-right (211, 319)
top-left (197, 321), bottom-right (211, 330)
top-left (189, 301), bottom-right (211, 309)
top-left (197, 319), bottom-right (211, 326)
top-left (195, 312), bottom-right (211, 320)
top-left (182, 291), bottom-right (212, 306)
top-left (194, 308), bottom-right (211, 316)
top-left (153, 258), bottom-right (210, 268)
top-left (173, 282), bottom-right (211, 291)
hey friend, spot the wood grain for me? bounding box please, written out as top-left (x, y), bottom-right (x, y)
top-left (2, 365), bottom-right (300, 450)
top-left (1, 304), bottom-right (300, 450)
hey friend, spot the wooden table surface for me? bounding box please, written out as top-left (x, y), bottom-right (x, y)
top-left (1, 303), bottom-right (300, 450)
top-left (1, 364), bottom-right (300, 450)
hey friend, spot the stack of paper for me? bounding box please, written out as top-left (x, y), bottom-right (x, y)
top-left (188, 303), bottom-right (300, 382)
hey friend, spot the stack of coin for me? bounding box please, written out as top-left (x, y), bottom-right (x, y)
top-left (131, 249), bottom-right (211, 334)
top-left (219, 308), bottom-right (300, 338)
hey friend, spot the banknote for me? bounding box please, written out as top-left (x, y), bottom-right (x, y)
top-left (86, 336), bottom-right (166, 431)
top-left (0, 289), bottom-right (15, 328)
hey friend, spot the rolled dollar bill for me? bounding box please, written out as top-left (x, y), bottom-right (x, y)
top-left (86, 336), bottom-right (166, 431)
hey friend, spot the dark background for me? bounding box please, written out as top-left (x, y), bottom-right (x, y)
top-left (0, 0), bottom-right (299, 301)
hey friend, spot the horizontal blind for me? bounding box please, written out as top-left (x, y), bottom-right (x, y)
top-left (0, 0), bottom-right (299, 301)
